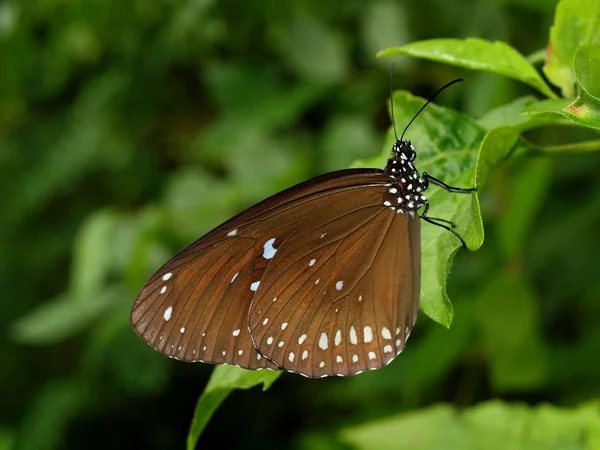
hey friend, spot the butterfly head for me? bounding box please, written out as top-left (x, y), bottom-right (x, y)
top-left (392, 139), bottom-right (416, 162)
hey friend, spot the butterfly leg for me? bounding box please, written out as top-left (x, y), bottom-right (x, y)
top-left (422, 172), bottom-right (477, 194)
top-left (419, 202), bottom-right (455, 227)
top-left (419, 174), bottom-right (477, 248)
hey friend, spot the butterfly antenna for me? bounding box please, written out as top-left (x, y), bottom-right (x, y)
top-left (390, 63), bottom-right (399, 142)
top-left (399, 78), bottom-right (463, 142)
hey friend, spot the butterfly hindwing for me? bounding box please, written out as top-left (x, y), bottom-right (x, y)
top-left (247, 189), bottom-right (421, 378)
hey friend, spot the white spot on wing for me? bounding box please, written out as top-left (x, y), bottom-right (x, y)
top-left (364, 326), bottom-right (373, 343)
top-left (232, 329), bottom-right (240, 336)
top-left (319, 361), bottom-right (325, 368)
top-left (318, 332), bottom-right (328, 350)
top-left (238, 350), bottom-right (243, 355)
top-left (350, 326), bottom-right (358, 345)
top-left (267, 336), bottom-right (273, 345)
top-left (231, 272), bottom-right (239, 283)
top-left (352, 354), bottom-right (358, 363)
top-left (262, 238), bottom-right (277, 259)
top-left (163, 306), bottom-right (173, 321)
top-left (335, 281), bottom-right (344, 291)
top-left (227, 229), bottom-right (238, 237)
top-left (281, 322), bottom-right (288, 330)
top-left (263, 318), bottom-right (269, 325)
top-left (278, 341), bottom-right (285, 348)
top-left (180, 327), bottom-right (185, 334)
top-left (334, 330), bottom-right (342, 346)
top-left (302, 350), bottom-right (308, 360)
top-left (250, 281), bottom-right (260, 292)
top-left (396, 339), bottom-right (401, 347)
top-left (382, 327), bottom-right (392, 339)
top-left (368, 351), bottom-right (376, 360)
top-left (160, 286), bottom-right (167, 294)
top-left (298, 334), bottom-right (307, 345)
top-left (288, 352), bottom-right (295, 362)
top-left (162, 273), bottom-right (172, 281)
top-left (336, 355), bottom-right (343, 363)
top-left (309, 259), bottom-right (316, 267)
top-left (384, 345), bottom-right (393, 354)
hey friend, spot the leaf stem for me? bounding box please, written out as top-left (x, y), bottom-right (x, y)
top-left (538, 139), bottom-right (600, 153)
top-left (527, 48), bottom-right (546, 65)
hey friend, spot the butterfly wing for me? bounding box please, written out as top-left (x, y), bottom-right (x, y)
top-left (130, 169), bottom-right (391, 371)
top-left (247, 190), bottom-right (420, 378)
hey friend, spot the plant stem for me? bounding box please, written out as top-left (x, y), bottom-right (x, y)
top-left (539, 139), bottom-right (600, 153)
top-left (527, 48), bottom-right (546, 65)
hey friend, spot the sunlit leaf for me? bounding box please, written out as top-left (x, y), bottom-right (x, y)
top-left (379, 38), bottom-right (556, 98)
top-left (338, 401), bottom-right (600, 450)
top-left (522, 98), bottom-right (600, 131)
top-left (544, 0), bottom-right (600, 97)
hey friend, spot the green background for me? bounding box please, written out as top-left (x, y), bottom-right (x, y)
top-left (2, 0), bottom-right (600, 449)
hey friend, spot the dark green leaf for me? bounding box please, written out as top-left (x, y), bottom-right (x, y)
top-left (18, 380), bottom-right (89, 450)
top-left (496, 157), bottom-right (553, 259)
top-left (473, 273), bottom-right (547, 391)
top-left (186, 366), bottom-right (280, 450)
top-left (10, 286), bottom-right (124, 345)
top-left (276, 14), bottom-right (349, 84)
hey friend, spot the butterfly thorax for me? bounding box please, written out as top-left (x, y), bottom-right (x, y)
top-left (382, 140), bottom-right (427, 215)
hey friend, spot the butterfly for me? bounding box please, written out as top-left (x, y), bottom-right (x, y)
top-left (131, 79), bottom-right (476, 378)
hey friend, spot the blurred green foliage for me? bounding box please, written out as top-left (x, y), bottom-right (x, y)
top-left (2, 0), bottom-right (600, 449)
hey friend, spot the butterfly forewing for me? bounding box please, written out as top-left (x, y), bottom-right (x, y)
top-left (131, 169), bottom-right (390, 371)
top-left (247, 188), bottom-right (421, 378)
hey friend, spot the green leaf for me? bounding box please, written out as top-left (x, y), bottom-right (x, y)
top-left (338, 401), bottom-right (600, 450)
top-left (477, 96), bottom-right (569, 131)
top-left (352, 90), bottom-right (488, 327)
top-left (17, 380), bottom-right (90, 450)
top-left (574, 44), bottom-right (600, 106)
top-left (361, 1), bottom-right (411, 68)
top-left (276, 14), bottom-right (349, 84)
top-left (473, 273), bottom-right (547, 391)
top-left (544, 0), bottom-right (600, 97)
top-left (186, 366), bottom-right (280, 450)
top-left (378, 38), bottom-right (556, 98)
top-left (541, 44), bottom-right (600, 131)
top-left (522, 97), bottom-right (600, 131)
top-left (496, 157), bottom-right (553, 259)
top-left (475, 126), bottom-right (522, 188)
top-left (70, 210), bottom-right (120, 296)
top-left (10, 286), bottom-right (124, 345)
